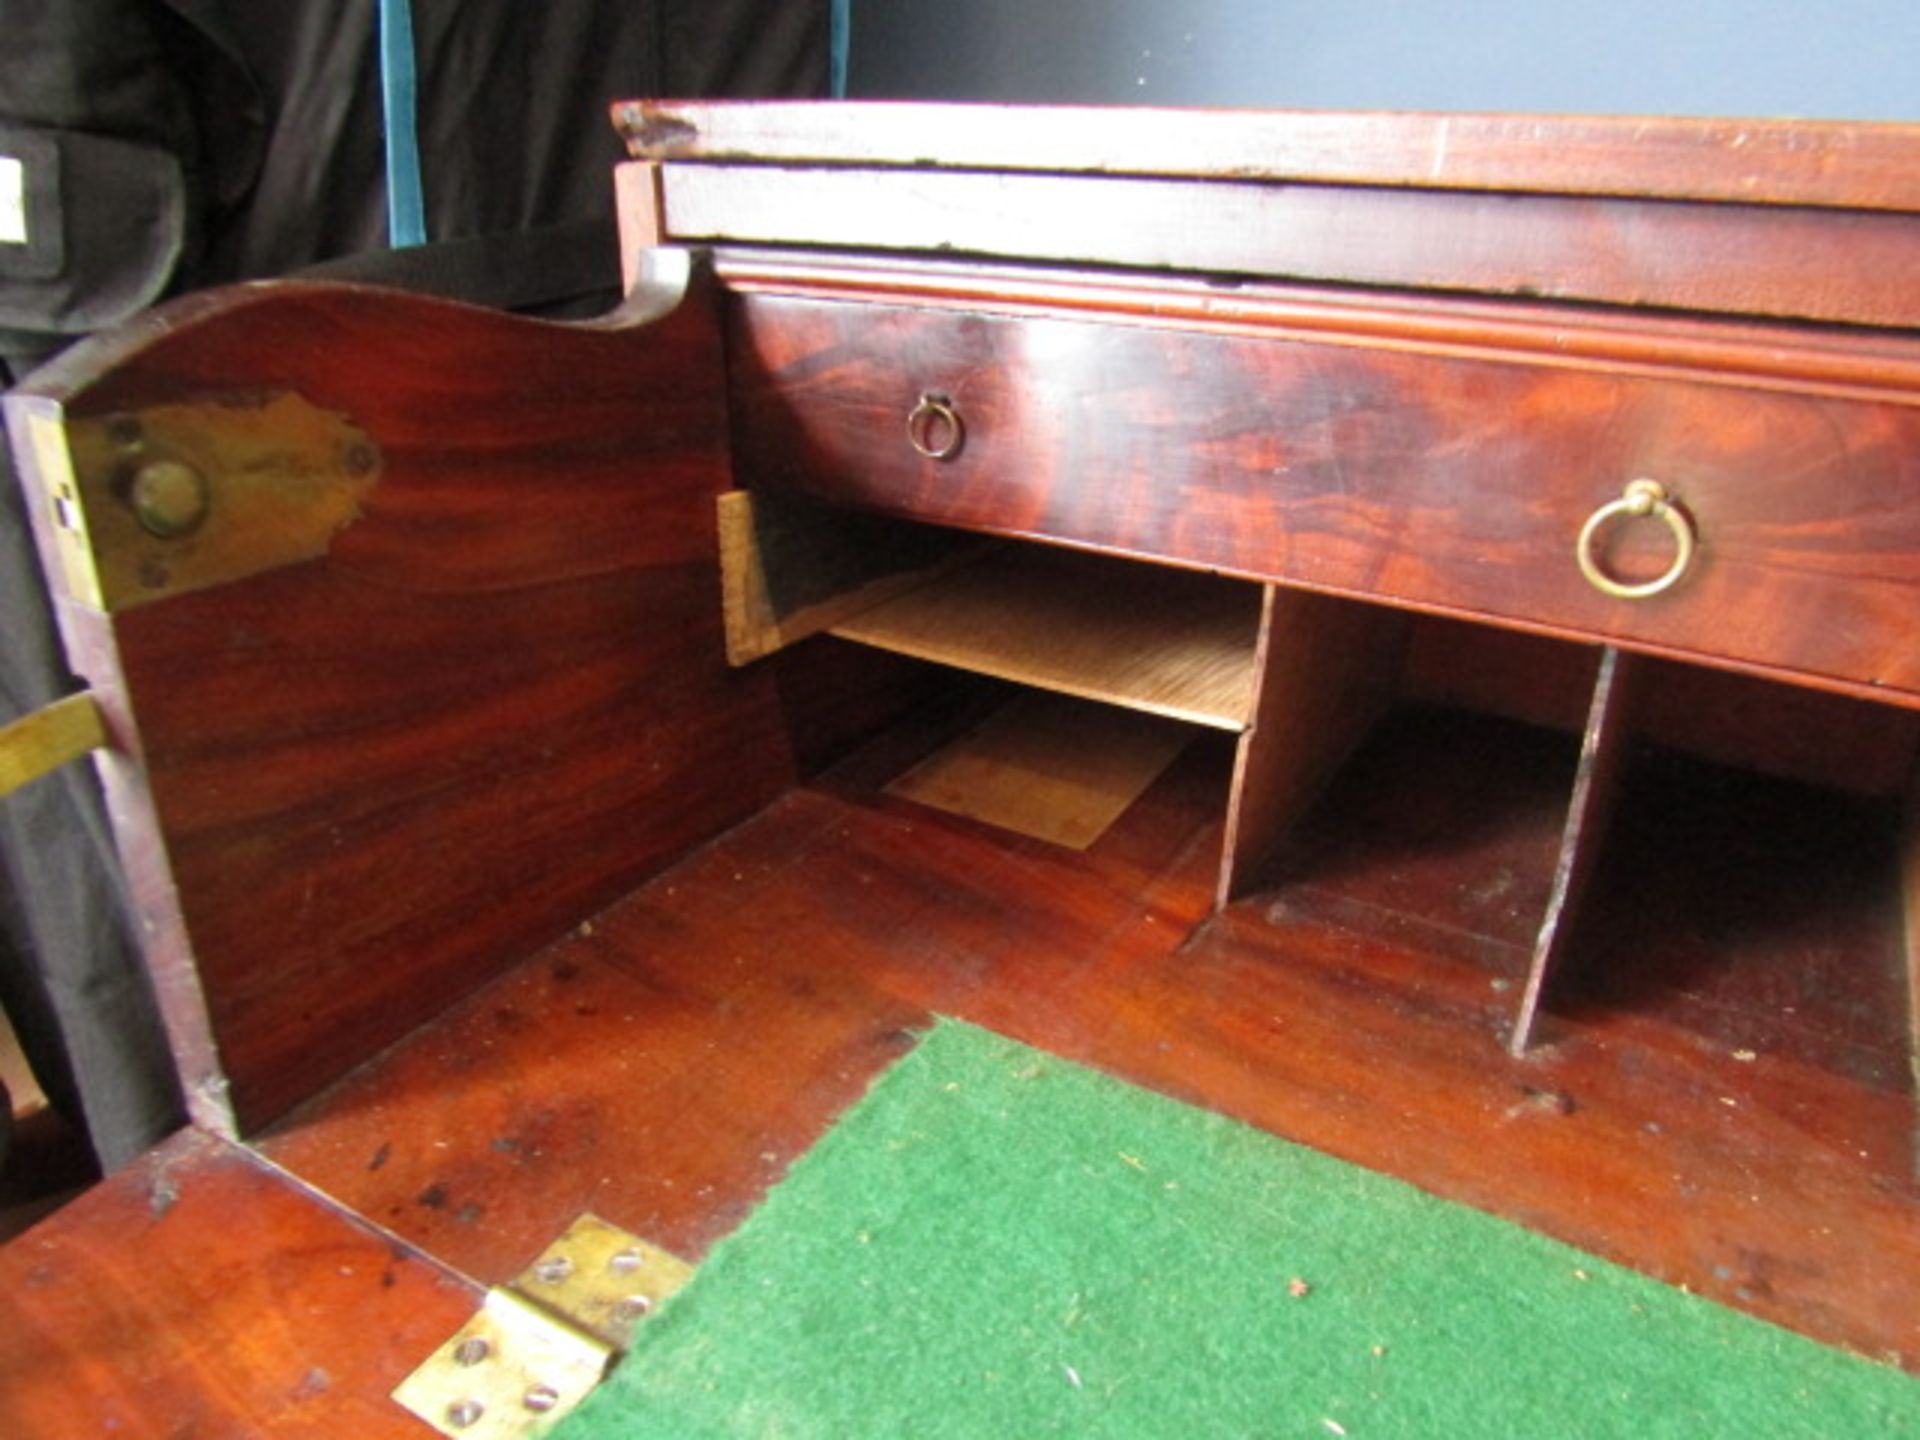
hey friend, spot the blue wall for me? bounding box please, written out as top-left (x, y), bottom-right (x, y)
top-left (850, 0), bottom-right (1920, 120)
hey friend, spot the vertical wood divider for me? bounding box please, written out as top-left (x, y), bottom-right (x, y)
top-left (1508, 646), bottom-right (1639, 1054)
top-left (1217, 587), bottom-right (1406, 907)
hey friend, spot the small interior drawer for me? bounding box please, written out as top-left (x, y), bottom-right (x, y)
top-left (727, 292), bottom-right (1920, 706)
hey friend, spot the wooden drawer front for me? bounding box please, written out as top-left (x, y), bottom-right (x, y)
top-left (729, 295), bottom-right (1920, 702)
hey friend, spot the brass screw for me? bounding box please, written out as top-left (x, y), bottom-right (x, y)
top-left (452, 1337), bottom-right (491, 1367)
top-left (524, 1385), bottom-right (561, 1414)
top-left (445, 1398), bottom-right (485, 1428)
top-left (342, 440), bottom-right (379, 477)
top-left (608, 1248), bottom-right (646, 1275)
top-left (532, 1255), bottom-right (575, 1285)
top-left (128, 460), bottom-right (210, 538)
top-left (612, 1295), bottom-right (653, 1324)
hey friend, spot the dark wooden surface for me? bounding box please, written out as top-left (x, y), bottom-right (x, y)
top-left (729, 291), bottom-right (1920, 706)
top-left (258, 699), bottom-right (1919, 1371)
top-left (629, 105), bottom-right (1920, 325)
top-left (11, 272), bottom-right (799, 1133)
top-left (1546, 746), bottom-right (1911, 1086)
top-left (0, 1107), bottom-right (99, 1245)
top-left (0, 1127), bottom-right (480, 1437)
top-left (619, 101), bottom-right (1920, 213)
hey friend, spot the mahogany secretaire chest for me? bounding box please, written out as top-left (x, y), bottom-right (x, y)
top-left (2, 102), bottom-right (1917, 1433)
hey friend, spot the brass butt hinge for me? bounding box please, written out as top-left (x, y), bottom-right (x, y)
top-left (393, 1214), bottom-right (694, 1438)
top-left (0, 692), bottom-right (107, 799)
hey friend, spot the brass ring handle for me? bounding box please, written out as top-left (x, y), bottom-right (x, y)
top-left (1575, 479), bottom-right (1697, 600)
top-left (906, 392), bottom-right (964, 461)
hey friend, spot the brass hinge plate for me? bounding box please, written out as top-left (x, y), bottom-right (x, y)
top-left (508, 1213), bottom-right (696, 1349)
top-left (0, 691), bottom-right (107, 799)
top-left (393, 1214), bottom-right (694, 1439)
top-left (12, 390), bottom-right (380, 613)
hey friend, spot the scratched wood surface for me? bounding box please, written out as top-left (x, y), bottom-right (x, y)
top-left (619, 101), bottom-right (1920, 214)
top-left (245, 696), bottom-right (1917, 1374)
top-left (0, 1127), bottom-right (480, 1438)
top-left (728, 291), bottom-right (1920, 707)
top-left (11, 269), bottom-right (798, 1133)
top-left (669, 163), bottom-right (1920, 329)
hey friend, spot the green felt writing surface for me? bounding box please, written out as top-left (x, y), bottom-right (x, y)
top-left (559, 1020), bottom-right (1918, 1438)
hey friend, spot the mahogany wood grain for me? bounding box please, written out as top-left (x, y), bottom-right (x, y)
top-left (729, 293), bottom-right (1920, 707)
top-left (1510, 648), bottom-right (1638, 1054)
top-left (9, 264), bottom-right (799, 1133)
top-left (262, 709), bottom-right (1920, 1371)
top-left (618, 100), bottom-right (1920, 214)
top-left (259, 921), bottom-right (926, 1285)
top-left (718, 251), bottom-right (1920, 410)
top-left (669, 164), bottom-right (1920, 328)
top-left (1219, 587), bottom-right (1405, 905)
top-left (260, 707), bottom-right (1231, 1279)
top-left (0, 1127), bottom-right (480, 1438)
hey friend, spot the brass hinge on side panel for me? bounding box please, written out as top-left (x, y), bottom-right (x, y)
top-left (14, 391), bottom-right (381, 614)
top-left (393, 1214), bottom-right (695, 1438)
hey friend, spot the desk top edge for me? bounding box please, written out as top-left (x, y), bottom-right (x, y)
top-left (613, 99), bottom-right (1920, 214)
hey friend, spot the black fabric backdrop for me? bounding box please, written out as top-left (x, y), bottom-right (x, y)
top-left (0, 0), bottom-right (826, 1169)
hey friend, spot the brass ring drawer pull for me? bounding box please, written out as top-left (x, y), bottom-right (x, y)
top-left (906, 392), bottom-right (964, 461)
top-left (1576, 479), bottom-right (1696, 600)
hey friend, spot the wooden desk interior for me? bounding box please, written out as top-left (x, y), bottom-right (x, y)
top-left (2, 102), bottom-right (1918, 1434)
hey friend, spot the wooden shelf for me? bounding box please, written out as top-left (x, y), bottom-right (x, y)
top-left (829, 545), bottom-right (1263, 730)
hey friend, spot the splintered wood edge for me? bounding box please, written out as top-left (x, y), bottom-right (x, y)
top-left (1509, 647), bottom-right (1639, 1055)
